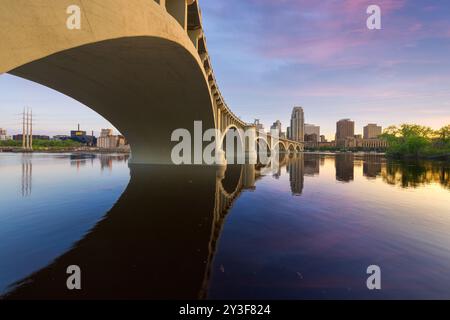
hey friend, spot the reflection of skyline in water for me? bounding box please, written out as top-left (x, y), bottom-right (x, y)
top-left (0, 153), bottom-right (449, 299)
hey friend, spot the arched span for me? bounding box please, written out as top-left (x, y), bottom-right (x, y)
top-left (272, 140), bottom-right (288, 152)
top-left (220, 125), bottom-right (245, 151)
top-left (0, 0), bottom-right (215, 164)
top-left (255, 136), bottom-right (269, 147)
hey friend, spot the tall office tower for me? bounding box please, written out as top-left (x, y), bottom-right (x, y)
top-left (336, 119), bottom-right (355, 140)
top-left (364, 123), bottom-right (382, 139)
top-left (287, 127), bottom-right (291, 139)
top-left (270, 120), bottom-right (282, 136)
top-left (304, 124), bottom-right (320, 142)
top-left (290, 106), bottom-right (305, 142)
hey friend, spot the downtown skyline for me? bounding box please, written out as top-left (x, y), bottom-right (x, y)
top-left (1, 0), bottom-right (450, 141)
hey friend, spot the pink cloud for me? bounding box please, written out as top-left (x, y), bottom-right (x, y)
top-left (241, 0), bottom-right (449, 67)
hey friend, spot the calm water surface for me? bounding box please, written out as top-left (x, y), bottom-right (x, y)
top-left (0, 152), bottom-right (449, 299)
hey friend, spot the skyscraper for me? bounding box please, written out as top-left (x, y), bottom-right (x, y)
top-left (336, 119), bottom-right (355, 148)
top-left (336, 119), bottom-right (355, 139)
top-left (364, 123), bottom-right (382, 139)
top-left (290, 106), bottom-right (304, 142)
top-left (254, 119), bottom-right (265, 133)
top-left (270, 120), bottom-right (282, 136)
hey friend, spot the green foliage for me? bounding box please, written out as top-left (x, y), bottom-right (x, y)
top-left (0, 140), bottom-right (21, 147)
top-left (0, 139), bottom-right (82, 149)
top-left (380, 124), bottom-right (450, 159)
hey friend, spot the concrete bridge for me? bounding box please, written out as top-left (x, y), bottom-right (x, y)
top-left (0, 0), bottom-right (304, 164)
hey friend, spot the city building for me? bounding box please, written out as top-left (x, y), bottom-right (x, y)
top-left (286, 127), bottom-right (291, 140)
top-left (304, 124), bottom-right (320, 142)
top-left (359, 138), bottom-right (388, 149)
top-left (53, 135), bottom-right (71, 141)
top-left (97, 129), bottom-right (127, 149)
top-left (336, 119), bottom-right (355, 147)
top-left (254, 119), bottom-right (265, 133)
top-left (0, 128), bottom-right (10, 141)
top-left (290, 106), bottom-right (304, 142)
top-left (270, 120), bottom-right (282, 136)
top-left (364, 123), bottom-right (382, 139)
top-left (336, 135), bottom-right (388, 149)
top-left (319, 140), bottom-right (336, 148)
top-left (320, 135), bottom-right (327, 142)
top-left (70, 124), bottom-right (96, 145)
top-left (304, 134), bottom-right (319, 149)
top-left (70, 124), bottom-right (86, 139)
top-left (13, 134), bottom-right (50, 141)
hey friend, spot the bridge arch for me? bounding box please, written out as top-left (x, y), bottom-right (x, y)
top-left (272, 140), bottom-right (288, 153)
top-left (0, 0), bottom-right (215, 164)
top-left (220, 125), bottom-right (245, 150)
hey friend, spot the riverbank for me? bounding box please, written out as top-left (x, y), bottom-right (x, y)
top-left (304, 150), bottom-right (386, 155)
top-left (304, 150), bottom-right (450, 162)
top-left (385, 153), bottom-right (450, 161)
top-left (0, 147), bottom-right (130, 154)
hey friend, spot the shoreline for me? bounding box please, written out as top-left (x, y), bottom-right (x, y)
top-left (0, 147), bottom-right (130, 154)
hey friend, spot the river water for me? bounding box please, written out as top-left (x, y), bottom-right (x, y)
top-left (0, 152), bottom-right (449, 299)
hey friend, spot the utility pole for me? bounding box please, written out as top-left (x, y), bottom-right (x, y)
top-left (25, 108), bottom-right (29, 150)
top-left (22, 108), bottom-right (26, 149)
top-left (29, 108), bottom-right (33, 150)
top-left (22, 107), bottom-right (33, 150)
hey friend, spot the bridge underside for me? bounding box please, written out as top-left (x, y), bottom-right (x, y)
top-left (10, 36), bottom-right (215, 164)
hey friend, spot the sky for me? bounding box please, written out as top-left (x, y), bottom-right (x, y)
top-left (1, 0), bottom-right (450, 140)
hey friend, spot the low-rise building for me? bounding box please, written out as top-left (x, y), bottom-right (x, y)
top-left (0, 128), bottom-right (11, 141)
top-left (13, 134), bottom-right (50, 141)
top-left (97, 129), bottom-right (127, 149)
top-left (337, 136), bottom-right (388, 149)
top-left (319, 141), bottom-right (336, 148)
top-left (304, 133), bottom-right (319, 148)
top-left (53, 135), bottom-right (71, 141)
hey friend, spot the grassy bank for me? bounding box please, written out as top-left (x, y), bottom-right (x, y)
top-left (0, 139), bottom-right (82, 150)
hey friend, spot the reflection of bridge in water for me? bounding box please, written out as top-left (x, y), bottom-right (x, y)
top-left (4, 154), bottom-right (448, 299)
top-left (4, 154), bottom-right (306, 299)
